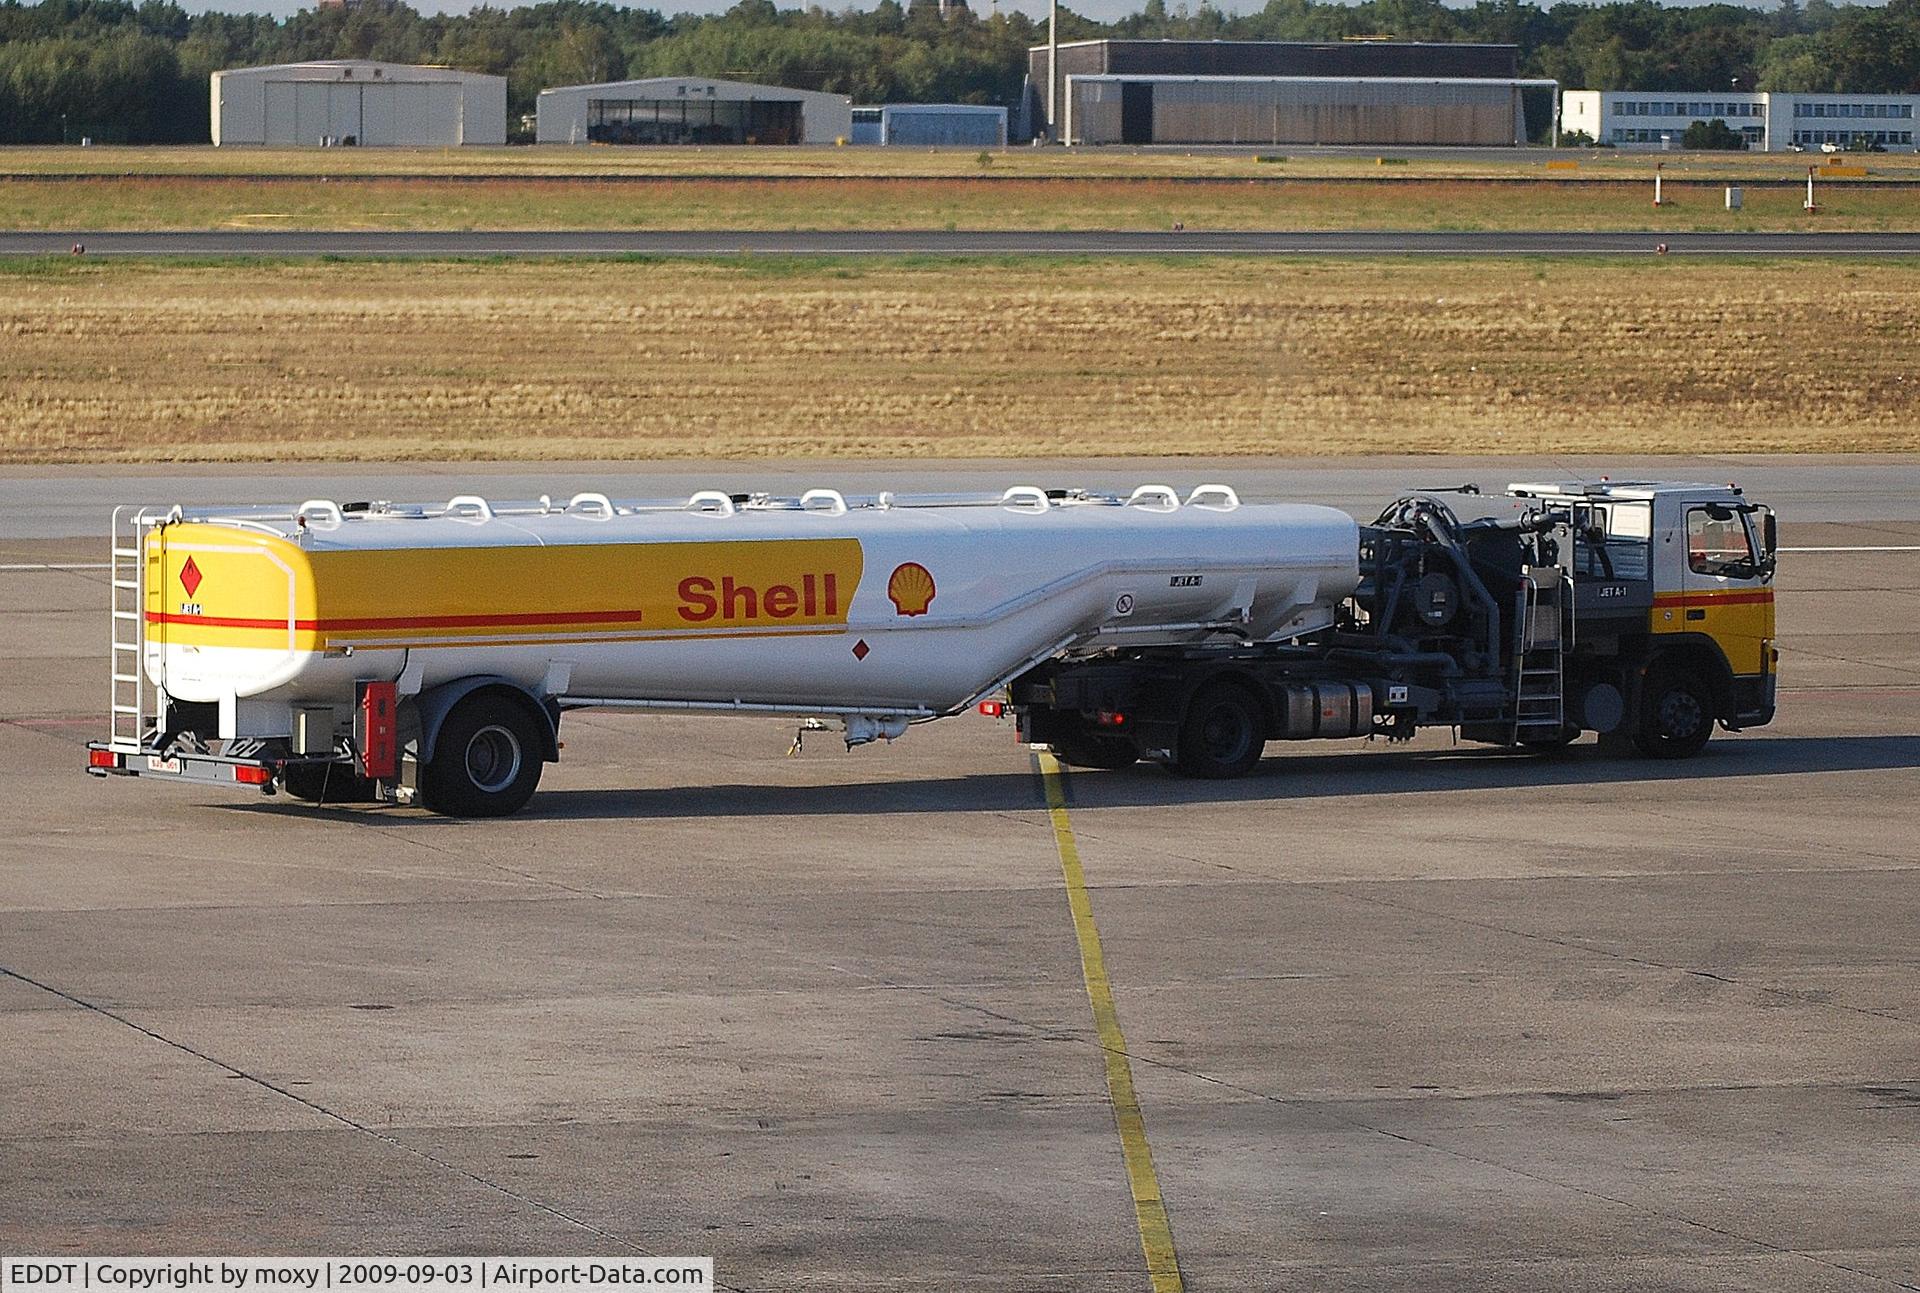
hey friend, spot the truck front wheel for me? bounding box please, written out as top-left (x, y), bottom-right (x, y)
top-left (421, 694), bottom-right (544, 817)
top-left (1176, 682), bottom-right (1265, 780)
top-left (1631, 669), bottom-right (1714, 759)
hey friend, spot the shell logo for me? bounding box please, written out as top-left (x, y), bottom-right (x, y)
top-left (887, 562), bottom-right (936, 617)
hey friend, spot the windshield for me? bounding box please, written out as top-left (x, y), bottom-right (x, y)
top-left (1687, 505), bottom-right (1759, 578)
top-left (1570, 501), bottom-right (1651, 580)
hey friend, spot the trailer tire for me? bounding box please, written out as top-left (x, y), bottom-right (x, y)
top-left (1049, 731), bottom-right (1139, 771)
top-left (420, 694), bottom-right (544, 817)
top-left (1630, 668), bottom-right (1714, 760)
top-left (1175, 682), bottom-right (1265, 780)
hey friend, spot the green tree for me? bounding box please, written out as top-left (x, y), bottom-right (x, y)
top-left (1756, 32), bottom-right (1830, 90)
top-left (1682, 116), bottom-right (1745, 147)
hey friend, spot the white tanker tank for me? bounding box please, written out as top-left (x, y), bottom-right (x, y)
top-left (96, 485), bottom-right (1360, 814)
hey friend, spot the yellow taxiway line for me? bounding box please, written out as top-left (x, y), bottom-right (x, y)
top-left (1036, 750), bottom-right (1183, 1293)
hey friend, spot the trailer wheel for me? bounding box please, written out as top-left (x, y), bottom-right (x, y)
top-left (1175, 682), bottom-right (1265, 780)
top-left (1631, 669), bottom-right (1714, 759)
top-left (421, 694), bottom-right (543, 817)
top-left (1049, 730), bottom-right (1139, 771)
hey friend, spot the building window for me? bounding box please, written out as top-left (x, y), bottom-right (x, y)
top-left (586, 96), bottom-right (805, 145)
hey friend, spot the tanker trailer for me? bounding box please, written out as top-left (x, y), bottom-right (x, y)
top-left (1010, 479), bottom-right (1777, 774)
top-left (86, 485), bottom-right (1360, 816)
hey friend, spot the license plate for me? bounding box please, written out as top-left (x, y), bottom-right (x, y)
top-left (146, 756), bottom-right (180, 774)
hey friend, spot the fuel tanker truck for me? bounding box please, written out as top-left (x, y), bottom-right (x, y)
top-left (87, 480), bottom-right (1778, 817)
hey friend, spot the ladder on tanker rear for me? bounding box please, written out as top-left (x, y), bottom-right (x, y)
top-left (108, 506), bottom-right (165, 754)
top-left (1512, 568), bottom-right (1571, 742)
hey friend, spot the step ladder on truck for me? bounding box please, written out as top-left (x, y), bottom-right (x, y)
top-left (1512, 566), bottom-right (1572, 748)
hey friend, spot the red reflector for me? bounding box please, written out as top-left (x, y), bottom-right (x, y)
top-left (977, 701), bottom-right (1005, 717)
top-left (358, 681), bottom-right (398, 780)
top-left (88, 748), bottom-right (119, 769)
top-left (1095, 711), bottom-right (1127, 727)
top-left (235, 764), bottom-right (273, 785)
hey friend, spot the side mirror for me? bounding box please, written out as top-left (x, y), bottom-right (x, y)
top-left (1762, 510), bottom-right (1778, 556)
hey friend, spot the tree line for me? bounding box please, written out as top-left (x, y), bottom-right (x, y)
top-left (0, 0), bottom-right (1916, 144)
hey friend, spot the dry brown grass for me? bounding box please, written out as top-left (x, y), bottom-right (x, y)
top-left (2, 257), bottom-right (1917, 462)
top-left (4, 174), bottom-right (1918, 232)
top-left (9, 144), bottom-right (1920, 182)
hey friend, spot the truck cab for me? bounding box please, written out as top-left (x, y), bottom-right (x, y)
top-left (1016, 479), bottom-right (1779, 778)
top-left (1508, 480), bottom-right (1778, 753)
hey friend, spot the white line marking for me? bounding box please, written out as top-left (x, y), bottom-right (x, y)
top-left (1780, 546), bottom-right (1920, 553)
top-left (0, 562), bottom-right (109, 571)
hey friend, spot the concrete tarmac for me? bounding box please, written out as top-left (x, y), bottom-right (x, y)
top-left (5, 230), bottom-right (1920, 258)
top-left (6, 454), bottom-right (1920, 539)
top-left (2, 458), bottom-right (1917, 1289)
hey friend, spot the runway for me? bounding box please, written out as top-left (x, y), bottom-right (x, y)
top-left (6, 229), bottom-right (1920, 257)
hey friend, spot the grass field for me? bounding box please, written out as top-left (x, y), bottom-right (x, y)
top-left (3, 173), bottom-right (1918, 232)
top-left (2, 256), bottom-right (1915, 463)
top-left (8, 143), bottom-right (1920, 181)
top-left (4, 145), bottom-right (1917, 234)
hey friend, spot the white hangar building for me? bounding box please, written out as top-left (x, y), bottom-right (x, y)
top-left (1563, 89), bottom-right (1919, 152)
top-left (536, 76), bottom-right (852, 146)
top-left (212, 61), bottom-right (507, 147)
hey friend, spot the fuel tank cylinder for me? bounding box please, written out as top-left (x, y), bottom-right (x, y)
top-left (140, 489), bottom-right (1361, 724)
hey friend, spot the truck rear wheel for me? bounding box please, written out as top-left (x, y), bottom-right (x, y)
top-left (1176, 682), bottom-right (1265, 780)
top-left (1631, 669), bottom-right (1714, 759)
top-left (421, 695), bottom-right (544, 817)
